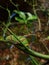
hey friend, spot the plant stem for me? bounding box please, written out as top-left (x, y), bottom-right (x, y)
top-left (1, 23), bottom-right (49, 60)
top-left (10, 0), bottom-right (19, 10)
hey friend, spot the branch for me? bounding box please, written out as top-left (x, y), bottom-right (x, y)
top-left (9, 0), bottom-right (19, 10)
top-left (0, 39), bottom-right (49, 60)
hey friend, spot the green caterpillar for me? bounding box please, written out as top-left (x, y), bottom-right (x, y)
top-left (6, 35), bottom-right (29, 46)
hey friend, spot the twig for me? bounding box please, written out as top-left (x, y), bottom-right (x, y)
top-left (40, 38), bottom-right (49, 53)
top-left (9, 0), bottom-right (19, 10)
top-left (32, 0), bottom-right (41, 31)
top-left (24, 33), bottom-right (35, 37)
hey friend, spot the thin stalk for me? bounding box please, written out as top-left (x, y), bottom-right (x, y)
top-left (0, 38), bottom-right (49, 60)
top-left (0, 5), bottom-right (11, 38)
top-left (0, 5), bottom-right (11, 21)
top-left (32, 0), bottom-right (41, 31)
top-left (10, 0), bottom-right (19, 10)
top-left (29, 55), bottom-right (41, 65)
top-left (41, 40), bottom-right (49, 53)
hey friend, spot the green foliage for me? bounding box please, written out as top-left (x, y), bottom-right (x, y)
top-left (14, 10), bottom-right (38, 24)
top-left (26, 12), bottom-right (38, 21)
top-left (46, 36), bottom-right (49, 40)
top-left (0, 0), bottom-right (49, 64)
top-left (18, 11), bottom-right (26, 20)
top-left (0, 36), bottom-right (4, 40)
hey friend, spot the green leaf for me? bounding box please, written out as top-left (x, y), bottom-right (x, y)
top-left (19, 11), bottom-right (26, 20)
top-left (27, 12), bottom-right (38, 21)
top-left (13, 10), bottom-right (19, 13)
top-left (0, 36), bottom-right (4, 40)
top-left (15, 17), bottom-right (24, 23)
top-left (14, 10), bottom-right (26, 20)
top-left (46, 36), bottom-right (49, 40)
top-left (15, 17), bottom-right (27, 24)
